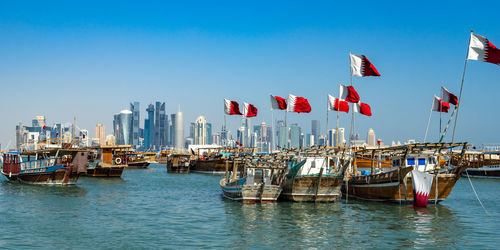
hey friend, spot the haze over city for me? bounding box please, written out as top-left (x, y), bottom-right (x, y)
top-left (1, 1), bottom-right (499, 149)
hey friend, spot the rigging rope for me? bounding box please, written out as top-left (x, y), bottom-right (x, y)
top-left (465, 170), bottom-right (490, 216)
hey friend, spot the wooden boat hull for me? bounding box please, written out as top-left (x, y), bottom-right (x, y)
top-left (3, 169), bottom-right (79, 185)
top-left (463, 167), bottom-right (500, 178)
top-left (281, 175), bottom-right (343, 202)
top-left (86, 167), bottom-right (124, 178)
top-left (242, 184), bottom-right (281, 203)
top-left (192, 159), bottom-right (230, 175)
top-left (127, 161), bottom-right (150, 169)
top-left (157, 158), bottom-right (168, 164)
top-left (220, 179), bottom-right (242, 201)
top-left (346, 167), bottom-right (460, 203)
top-left (166, 165), bottom-right (190, 173)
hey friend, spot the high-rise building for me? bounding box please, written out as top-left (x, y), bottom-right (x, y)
top-left (95, 123), bottom-right (105, 146)
top-left (212, 133), bottom-right (221, 146)
top-left (306, 134), bottom-right (314, 147)
top-left (311, 120), bottom-right (320, 145)
top-left (206, 123), bottom-right (212, 144)
top-left (194, 116), bottom-right (208, 145)
top-left (290, 124), bottom-right (301, 148)
top-left (334, 128), bottom-right (346, 146)
top-left (278, 126), bottom-right (289, 149)
top-left (144, 104), bottom-right (155, 149)
top-left (155, 102), bottom-right (168, 148)
top-left (172, 109), bottom-right (184, 149)
top-left (367, 128), bottom-right (376, 146)
top-left (118, 110), bottom-right (132, 145)
top-left (328, 129), bottom-right (336, 147)
top-left (130, 102), bottom-right (140, 146)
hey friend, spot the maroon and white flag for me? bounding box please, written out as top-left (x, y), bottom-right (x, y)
top-left (328, 94), bottom-right (349, 113)
top-left (224, 99), bottom-right (242, 115)
top-left (468, 33), bottom-right (500, 65)
top-left (410, 169), bottom-right (434, 208)
top-left (270, 95), bottom-right (287, 110)
top-left (339, 84), bottom-right (360, 103)
top-left (441, 86), bottom-right (458, 106)
top-left (350, 53), bottom-right (381, 77)
top-left (243, 102), bottom-right (258, 117)
top-left (432, 96), bottom-right (450, 113)
top-left (286, 94), bottom-right (311, 113)
top-left (353, 101), bottom-right (372, 116)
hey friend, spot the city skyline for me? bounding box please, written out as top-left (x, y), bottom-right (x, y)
top-left (1, 1), bottom-right (499, 149)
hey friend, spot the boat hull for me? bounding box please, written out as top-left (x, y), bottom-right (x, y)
top-left (192, 159), bottom-right (230, 175)
top-left (345, 167), bottom-right (460, 204)
top-left (3, 169), bottom-right (79, 185)
top-left (463, 167), bottom-right (500, 178)
top-left (86, 167), bottom-right (124, 178)
top-left (220, 179), bottom-right (242, 201)
top-left (166, 165), bottom-right (190, 173)
top-left (242, 184), bottom-right (281, 203)
top-left (281, 175), bottom-right (343, 202)
top-left (127, 162), bottom-right (150, 169)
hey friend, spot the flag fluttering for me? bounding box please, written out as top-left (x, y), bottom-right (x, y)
top-left (328, 94), bottom-right (349, 113)
top-left (270, 95), bottom-right (287, 110)
top-left (243, 102), bottom-right (258, 117)
top-left (224, 99), bottom-right (242, 115)
top-left (468, 33), bottom-right (500, 65)
top-left (339, 85), bottom-right (360, 103)
top-left (441, 86), bottom-right (458, 106)
top-left (432, 96), bottom-right (450, 113)
top-left (353, 102), bottom-right (372, 116)
top-left (287, 94), bottom-right (311, 113)
top-left (350, 53), bottom-right (381, 77)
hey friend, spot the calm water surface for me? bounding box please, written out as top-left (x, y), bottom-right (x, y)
top-left (0, 163), bottom-right (498, 249)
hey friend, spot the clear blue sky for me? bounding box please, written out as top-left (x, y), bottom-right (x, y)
top-left (1, 1), bottom-right (499, 149)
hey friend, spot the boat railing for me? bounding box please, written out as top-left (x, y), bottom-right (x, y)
top-left (20, 158), bottom-right (58, 171)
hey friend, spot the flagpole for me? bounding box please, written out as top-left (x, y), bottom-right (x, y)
top-left (224, 114), bottom-right (227, 146)
top-left (439, 106), bottom-right (457, 142)
top-left (326, 94), bottom-right (329, 147)
top-left (336, 84), bottom-right (342, 147)
top-left (451, 30), bottom-right (473, 143)
top-left (424, 97), bottom-right (434, 142)
top-left (271, 107), bottom-right (275, 151)
top-left (440, 89), bottom-right (443, 136)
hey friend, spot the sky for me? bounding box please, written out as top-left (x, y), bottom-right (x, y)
top-left (0, 1), bottom-right (499, 149)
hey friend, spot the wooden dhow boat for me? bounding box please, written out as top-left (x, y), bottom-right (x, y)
top-left (220, 153), bottom-right (289, 203)
top-left (166, 152), bottom-right (191, 173)
top-left (279, 147), bottom-right (350, 202)
top-left (344, 142), bottom-right (469, 205)
top-left (85, 145), bottom-right (130, 178)
top-left (126, 152), bottom-right (156, 169)
top-left (2, 148), bottom-right (88, 185)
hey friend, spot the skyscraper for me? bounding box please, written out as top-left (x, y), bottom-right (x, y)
top-left (290, 124), bottom-right (301, 148)
top-left (278, 126), bottom-right (289, 149)
top-left (367, 128), bottom-right (376, 146)
top-left (194, 116), bottom-right (208, 145)
top-left (119, 110), bottom-right (133, 145)
top-left (311, 120), bottom-right (320, 145)
top-left (155, 102), bottom-right (168, 148)
top-left (144, 104), bottom-right (155, 149)
top-left (172, 109), bottom-right (184, 149)
top-left (130, 101), bottom-right (140, 146)
top-left (95, 123), bottom-right (105, 146)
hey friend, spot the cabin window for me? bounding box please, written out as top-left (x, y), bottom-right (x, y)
top-left (407, 158), bottom-right (415, 165)
top-left (311, 161), bottom-right (316, 168)
top-left (392, 159), bottom-right (400, 166)
top-left (418, 158), bottom-right (426, 165)
top-left (429, 157), bottom-right (436, 164)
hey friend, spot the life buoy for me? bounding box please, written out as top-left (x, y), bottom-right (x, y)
top-left (115, 158), bottom-right (122, 164)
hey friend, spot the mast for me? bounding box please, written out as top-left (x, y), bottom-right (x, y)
top-left (451, 30), bottom-right (473, 143)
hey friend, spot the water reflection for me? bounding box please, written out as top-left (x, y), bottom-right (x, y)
top-left (0, 180), bottom-right (87, 197)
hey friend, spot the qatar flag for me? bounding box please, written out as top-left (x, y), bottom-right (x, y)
top-left (286, 94), bottom-right (311, 113)
top-left (467, 33), bottom-right (500, 65)
top-left (353, 101), bottom-right (372, 116)
top-left (339, 84), bottom-right (360, 103)
top-left (432, 96), bottom-right (450, 113)
top-left (441, 86), bottom-right (458, 106)
top-left (224, 99), bottom-right (242, 115)
top-left (350, 53), bottom-right (381, 77)
top-left (327, 94), bottom-right (349, 113)
top-left (243, 102), bottom-right (258, 117)
top-left (410, 169), bottom-right (434, 208)
top-left (270, 95), bottom-right (287, 110)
